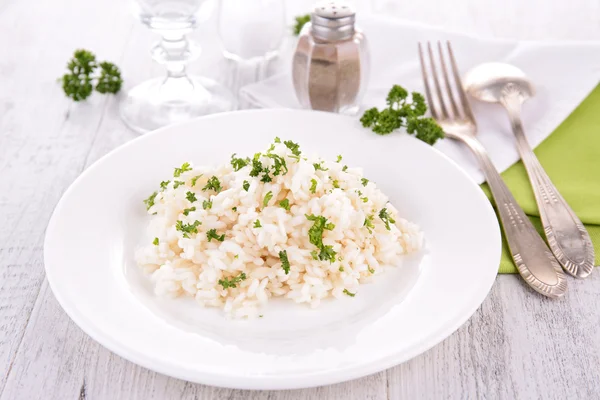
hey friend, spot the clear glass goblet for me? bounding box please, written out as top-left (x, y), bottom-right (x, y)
top-left (121, 0), bottom-right (235, 134)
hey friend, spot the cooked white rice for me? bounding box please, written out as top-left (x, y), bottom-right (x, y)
top-left (135, 139), bottom-right (423, 318)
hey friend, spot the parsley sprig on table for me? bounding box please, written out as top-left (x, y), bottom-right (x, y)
top-left (360, 85), bottom-right (444, 145)
top-left (60, 49), bottom-right (123, 101)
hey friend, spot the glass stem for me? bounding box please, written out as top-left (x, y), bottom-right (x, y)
top-left (151, 32), bottom-right (200, 96)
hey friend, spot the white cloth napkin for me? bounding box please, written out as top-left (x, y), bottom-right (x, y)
top-left (240, 15), bottom-right (600, 184)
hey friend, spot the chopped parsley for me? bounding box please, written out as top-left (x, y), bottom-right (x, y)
top-left (153, 237), bottom-right (159, 246)
top-left (249, 153), bottom-right (268, 182)
top-left (202, 176), bottom-right (222, 192)
top-left (160, 180), bottom-right (170, 190)
top-left (313, 162), bottom-right (328, 171)
top-left (206, 229), bottom-right (225, 242)
top-left (263, 191), bottom-right (273, 207)
top-left (266, 153), bottom-right (288, 176)
top-left (368, 267), bottom-right (375, 274)
top-left (253, 219), bottom-right (262, 228)
top-left (183, 206), bottom-right (196, 216)
top-left (306, 214), bottom-right (336, 263)
top-left (332, 180), bottom-right (340, 189)
top-left (342, 165), bottom-right (348, 172)
top-left (274, 137), bottom-right (281, 143)
top-left (379, 208), bottom-right (396, 230)
top-left (311, 251), bottom-right (319, 260)
top-left (174, 162), bottom-right (192, 177)
top-left (186, 191), bottom-right (197, 202)
top-left (279, 250), bottom-right (291, 274)
top-left (284, 140), bottom-right (301, 157)
top-left (361, 178), bottom-right (369, 186)
top-left (232, 207), bottom-right (237, 212)
top-left (143, 191), bottom-right (157, 210)
top-left (173, 180), bottom-right (184, 189)
top-left (343, 289), bottom-right (356, 297)
top-left (310, 179), bottom-right (317, 194)
top-left (362, 197), bottom-right (368, 203)
top-left (190, 175), bottom-right (202, 187)
top-left (175, 220), bottom-right (201, 238)
top-left (230, 153), bottom-right (250, 171)
top-left (218, 272), bottom-right (247, 289)
top-left (243, 180), bottom-right (250, 191)
top-left (202, 199), bottom-right (212, 210)
top-left (364, 214), bottom-right (375, 233)
top-left (339, 266), bottom-right (344, 272)
top-left (279, 199), bottom-right (290, 211)
top-left (336, 155), bottom-right (342, 162)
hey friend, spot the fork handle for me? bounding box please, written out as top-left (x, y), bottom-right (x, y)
top-left (503, 95), bottom-right (595, 279)
top-left (460, 135), bottom-right (567, 298)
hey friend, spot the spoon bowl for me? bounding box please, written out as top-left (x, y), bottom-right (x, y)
top-left (464, 62), bottom-right (535, 104)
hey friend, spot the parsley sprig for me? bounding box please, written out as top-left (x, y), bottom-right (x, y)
top-left (379, 208), bottom-right (396, 231)
top-left (360, 85), bottom-right (444, 145)
top-left (61, 49), bottom-right (123, 101)
top-left (176, 220), bottom-right (201, 238)
top-left (293, 14), bottom-right (311, 36)
top-left (279, 250), bottom-right (291, 274)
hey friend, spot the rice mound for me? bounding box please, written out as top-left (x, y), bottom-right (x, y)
top-left (135, 139), bottom-right (423, 318)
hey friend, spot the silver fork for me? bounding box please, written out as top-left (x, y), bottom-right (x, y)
top-left (419, 41), bottom-right (567, 298)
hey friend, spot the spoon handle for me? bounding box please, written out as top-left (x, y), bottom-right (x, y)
top-left (458, 135), bottom-right (567, 298)
top-left (502, 90), bottom-right (595, 278)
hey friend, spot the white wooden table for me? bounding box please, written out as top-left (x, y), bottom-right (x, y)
top-left (2, 0), bottom-right (600, 398)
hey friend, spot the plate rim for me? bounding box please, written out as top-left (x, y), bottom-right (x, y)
top-left (44, 109), bottom-right (501, 390)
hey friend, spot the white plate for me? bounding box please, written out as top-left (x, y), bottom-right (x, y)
top-left (44, 109), bottom-right (501, 390)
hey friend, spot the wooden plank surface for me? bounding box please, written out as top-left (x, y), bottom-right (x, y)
top-left (1, 0), bottom-right (599, 399)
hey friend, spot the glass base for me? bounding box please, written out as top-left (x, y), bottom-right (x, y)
top-left (120, 75), bottom-right (236, 134)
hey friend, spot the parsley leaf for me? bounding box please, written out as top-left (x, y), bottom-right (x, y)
top-left (243, 180), bottom-right (250, 191)
top-left (332, 180), bottom-right (340, 189)
top-left (202, 176), bottom-right (222, 192)
top-left (360, 85), bottom-right (444, 145)
top-left (368, 267), bottom-right (375, 274)
top-left (218, 272), bottom-right (247, 289)
top-left (231, 153), bottom-right (250, 171)
top-left (95, 62), bottom-right (123, 95)
top-left (361, 178), bottom-right (369, 186)
top-left (343, 289), bottom-right (356, 297)
top-left (153, 237), bottom-right (159, 245)
top-left (336, 155), bottom-right (342, 162)
top-left (339, 266), bottom-right (344, 272)
top-left (313, 162), bottom-right (328, 171)
top-left (232, 207), bottom-right (237, 212)
top-left (262, 191), bottom-right (273, 207)
top-left (202, 200), bottom-right (212, 210)
top-left (249, 153), bottom-right (264, 177)
top-left (279, 199), bottom-right (290, 211)
top-left (310, 179), bottom-right (317, 194)
top-left (143, 191), bottom-right (158, 210)
top-left (310, 251), bottom-right (319, 260)
top-left (342, 165), bottom-right (348, 172)
top-left (253, 219), bottom-right (262, 228)
top-left (364, 214), bottom-right (375, 233)
top-left (173, 180), bottom-right (184, 189)
top-left (186, 191), bottom-right (197, 202)
top-left (160, 180), bottom-right (170, 191)
top-left (379, 208), bottom-right (396, 230)
top-left (266, 153), bottom-right (288, 176)
top-left (306, 214), bottom-right (336, 263)
top-left (279, 250), bottom-right (291, 274)
top-left (175, 220), bottom-right (201, 238)
top-left (183, 206), bottom-right (196, 216)
top-left (190, 175), bottom-right (202, 187)
top-left (293, 14), bottom-right (311, 36)
top-left (174, 162), bottom-right (192, 177)
top-left (274, 137), bottom-right (281, 143)
top-left (362, 197), bottom-right (368, 203)
top-left (206, 229), bottom-right (225, 242)
top-left (284, 140), bottom-right (301, 157)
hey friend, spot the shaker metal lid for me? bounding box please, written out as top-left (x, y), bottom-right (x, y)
top-left (311, 1), bottom-right (356, 40)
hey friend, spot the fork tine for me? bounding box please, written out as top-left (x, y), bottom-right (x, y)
top-left (437, 41), bottom-right (460, 119)
top-left (446, 41), bottom-right (475, 122)
top-left (418, 42), bottom-right (440, 120)
top-left (427, 42), bottom-right (450, 119)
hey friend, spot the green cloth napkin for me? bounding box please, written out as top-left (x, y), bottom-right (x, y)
top-left (482, 85), bottom-right (600, 274)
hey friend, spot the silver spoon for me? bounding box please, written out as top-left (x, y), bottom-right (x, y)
top-left (464, 62), bottom-right (594, 279)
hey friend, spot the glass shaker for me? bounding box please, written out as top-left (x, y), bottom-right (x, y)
top-left (292, 1), bottom-right (370, 115)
